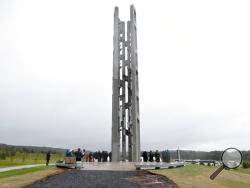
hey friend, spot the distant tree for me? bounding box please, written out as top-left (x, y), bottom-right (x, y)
top-left (22, 154), bottom-right (26, 162)
top-left (22, 148), bottom-right (29, 153)
top-left (10, 156), bottom-right (14, 162)
top-left (5, 151), bottom-right (10, 157)
top-left (10, 150), bottom-right (16, 157)
top-left (0, 153), bottom-right (6, 160)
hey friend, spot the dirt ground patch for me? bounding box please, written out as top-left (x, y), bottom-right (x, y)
top-left (126, 171), bottom-right (178, 188)
top-left (0, 167), bottom-right (65, 188)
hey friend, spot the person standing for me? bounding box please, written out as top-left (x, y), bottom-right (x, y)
top-left (155, 150), bottom-right (160, 162)
top-left (102, 151), bottom-right (108, 162)
top-left (82, 149), bottom-right (86, 162)
top-left (46, 151), bottom-right (51, 166)
top-left (75, 148), bottom-right (83, 161)
top-left (142, 151), bottom-right (148, 162)
top-left (149, 151), bottom-right (154, 162)
top-left (89, 152), bottom-right (93, 162)
top-left (97, 150), bottom-right (102, 162)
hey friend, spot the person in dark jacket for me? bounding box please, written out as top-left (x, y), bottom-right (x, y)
top-left (155, 150), bottom-right (160, 162)
top-left (97, 150), bottom-right (102, 162)
top-left (46, 151), bottom-right (51, 166)
top-left (149, 150), bottom-right (154, 162)
top-left (75, 148), bottom-right (83, 161)
top-left (104, 151), bottom-right (109, 162)
top-left (142, 151), bottom-right (148, 162)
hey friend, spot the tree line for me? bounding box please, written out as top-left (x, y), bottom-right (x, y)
top-left (164, 150), bottom-right (250, 161)
top-left (0, 144), bottom-right (65, 160)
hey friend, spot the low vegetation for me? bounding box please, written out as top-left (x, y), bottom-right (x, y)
top-left (242, 161), bottom-right (250, 168)
top-left (150, 164), bottom-right (250, 188)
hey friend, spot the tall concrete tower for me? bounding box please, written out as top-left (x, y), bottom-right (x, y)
top-left (112, 5), bottom-right (140, 162)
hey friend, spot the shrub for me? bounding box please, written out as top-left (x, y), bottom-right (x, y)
top-left (242, 161), bottom-right (250, 168)
top-left (0, 153), bottom-right (6, 160)
top-left (22, 155), bottom-right (26, 162)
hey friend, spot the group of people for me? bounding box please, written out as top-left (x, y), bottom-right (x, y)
top-left (65, 148), bottom-right (112, 162)
top-left (142, 150), bottom-right (171, 163)
top-left (47, 149), bottom-right (172, 165)
top-left (91, 151), bottom-right (111, 162)
top-left (142, 150), bottom-right (160, 162)
top-left (65, 148), bottom-right (85, 161)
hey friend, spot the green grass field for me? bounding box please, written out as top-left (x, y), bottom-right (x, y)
top-left (150, 164), bottom-right (250, 188)
top-left (0, 166), bottom-right (50, 179)
top-left (0, 152), bottom-right (63, 167)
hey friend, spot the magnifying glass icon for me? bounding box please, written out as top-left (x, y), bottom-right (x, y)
top-left (210, 147), bottom-right (242, 180)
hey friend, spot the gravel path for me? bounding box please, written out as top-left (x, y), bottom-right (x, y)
top-left (26, 170), bottom-right (177, 188)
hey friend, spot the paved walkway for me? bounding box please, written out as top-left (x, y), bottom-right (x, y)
top-left (0, 164), bottom-right (54, 173)
top-left (26, 170), bottom-right (178, 188)
top-left (26, 163), bottom-right (178, 188)
top-left (81, 162), bottom-right (136, 171)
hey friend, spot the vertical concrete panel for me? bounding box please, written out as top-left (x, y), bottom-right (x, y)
top-left (119, 21), bottom-right (126, 161)
top-left (129, 5), bottom-right (140, 162)
top-left (112, 7), bottom-right (120, 162)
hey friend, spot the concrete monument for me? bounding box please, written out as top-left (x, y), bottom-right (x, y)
top-left (112, 5), bottom-right (140, 162)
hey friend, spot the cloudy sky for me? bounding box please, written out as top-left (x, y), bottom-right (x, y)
top-left (0, 0), bottom-right (250, 151)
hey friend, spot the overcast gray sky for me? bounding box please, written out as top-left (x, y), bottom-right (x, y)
top-left (0, 0), bottom-right (250, 151)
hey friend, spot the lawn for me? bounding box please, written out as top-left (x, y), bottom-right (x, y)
top-left (150, 164), bottom-right (250, 188)
top-left (0, 166), bottom-right (50, 179)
